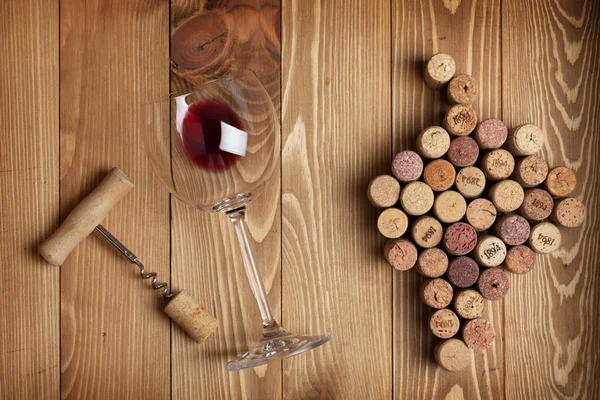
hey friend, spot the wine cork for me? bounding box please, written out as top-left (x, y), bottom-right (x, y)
top-left (477, 268), bottom-right (509, 301)
top-left (551, 198), bottom-right (586, 228)
top-left (416, 248), bottom-right (449, 278)
top-left (447, 137), bottom-right (479, 168)
top-left (447, 256), bottom-right (479, 288)
top-left (447, 74), bottom-right (478, 105)
top-left (473, 235), bottom-right (507, 267)
top-left (465, 199), bottom-right (497, 232)
top-left (474, 118), bottom-right (508, 149)
top-left (429, 309), bottom-right (460, 339)
top-left (384, 239), bottom-right (419, 271)
top-left (455, 166), bottom-right (486, 198)
top-left (462, 319), bottom-right (495, 350)
top-left (513, 155), bottom-right (549, 188)
top-left (424, 53), bottom-right (456, 89)
top-left (377, 208), bottom-right (409, 239)
top-left (416, 126), bottom-right (451, 159)
top-left (453, 289), bottom-right (484, 319)
top-left (529, 222), bottom-right (561, 254)
top-left (506, 124), bottom-right (544, 156)
top-left (519, 188), bottom-right (554, 221)
top-left (392, 150), bottom-right (423, 183)
top-left (443, 104), bottom-right (477, 136)
top-left (489, 180), bottom-right (525, 212)
top-left (411, 216), bottom-right (443, 248)
top-left (434, 338), bottom-right (471, 372)
top-left (400, 181), bottom-right (434, 216)
top-left (423, 159), bottom-right (456, 191)
top-left (367, 175), bottom-right (401, 208)
top-left (545, 167), bottom-right (577, 197)
top-left (481, 149), bottom-right (515, 180)
top-left (164, 290), bottom-right (219, 343)
top-left (504, 245), bottom-right (536, 275)
top-left (493, 214), bottom-right (530, 246)
top-left (420, 278), bottom-right (454, 309)
top-left (433, 191), bottom-right (467, 224)
top-left (443, 223), bottom-right (478, 256)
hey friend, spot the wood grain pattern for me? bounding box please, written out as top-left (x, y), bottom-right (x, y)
top-left (59, 0), bottom-right (171, 398)
top-left (392, 0), bottom-right (504, 398)
top-left (169, 1), bottom-right (282, 398)
top-left (281, 1), bottom-right (392, 397)
top-left (0, 0), bottom-right (59, 398)
top-left (502, 0), bottom-right (600, 398)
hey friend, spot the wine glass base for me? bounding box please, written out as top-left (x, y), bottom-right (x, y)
top-left (225, 328), bottom-right (331, 371)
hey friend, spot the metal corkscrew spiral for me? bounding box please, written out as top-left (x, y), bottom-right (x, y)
top-left (95, 224), bottom-right (173, 299)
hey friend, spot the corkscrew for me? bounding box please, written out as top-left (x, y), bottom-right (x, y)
top-left (38, 168), bottom-right (217, 343)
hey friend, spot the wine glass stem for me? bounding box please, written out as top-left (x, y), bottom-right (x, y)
top-left (227, 207), bottom-right (277, 329)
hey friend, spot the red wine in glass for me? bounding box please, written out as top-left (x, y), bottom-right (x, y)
top-left (181, 99), bottom-right (244, 172)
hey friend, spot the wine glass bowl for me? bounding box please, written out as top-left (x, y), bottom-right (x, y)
top-left (143, 71), bottom-right (330, 371)
top-left (144, 71), bottom-right (279, 211)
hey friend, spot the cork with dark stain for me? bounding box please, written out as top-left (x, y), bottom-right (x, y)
top-left (494, 214), bottom-right (530, 246)
top-left (443, 222), bottom-right (477, 256)
top-left (474, 118), bottom-right (507, 149)
top-left (477, 268), bottom-right (509, 301)
top-left (391, 150), bottom-right (423, 183)
top-left (447, 256), bottom-right (479, 288)
top-left (447, 137), bottom-right (479, 168)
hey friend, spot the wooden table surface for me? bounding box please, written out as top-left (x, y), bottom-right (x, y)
top-left (1, 0), bottom-right (599, 398)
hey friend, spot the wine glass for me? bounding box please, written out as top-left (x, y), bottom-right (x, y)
top-left (143, 71), bottom-right (331, 371)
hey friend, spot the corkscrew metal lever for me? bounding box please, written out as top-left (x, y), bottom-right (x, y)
top-left (38, 168), bottom-right (217, 343)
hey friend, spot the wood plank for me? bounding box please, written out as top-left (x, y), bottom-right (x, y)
top-left (59, 1), bottom-right (171, 398)
top-left (169, 1), bottom-right (282, 398)
top-left (0, 1), bottom-right (59, 398)
top-left (281, 1), bottom-right (392, 398)
top-left (502, 0), bottom-right (600, 398)
top-left (392, 0), bottom-right (503, 398)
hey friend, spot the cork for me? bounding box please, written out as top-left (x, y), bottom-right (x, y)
top-left (447, 74), bottom-right (478, 105)
top-left (519, 189), bottom-right (554, 221)
top-left (494, 214), bottom-right (530, 246)
top-left (529, 222), bottom-right (561, 254)
top-left (434, 338), bottom-right (471, 372)
top-left (506, 124), bottom-right (544, 156)
top-left (465, 199), bottom-right (497, 232)
top-left (447, 256), bottom-right (479, 288)
top-left (443, 222), bottom-right (478, 256)
top-left (513, 155), bottom-right (549, 188)
top-left (411, 216), bottom-right (443, 248)
top-left (433, 191), bottom-right (467, 224)
top-left (473, 235), bottom-right (507, 267)
top-left (474, 118), bottom-right (508, 149)
top-left (453, 289), bottom-right (484, 319)
top-left (377, 208), bottom-right (409, 239)
top-left (416, 126), bottom-right (451, 159)
top-left (384, 238), bottom-right (419, 271)
top-left (455, 166), bottom-right (486, 198)
top-left (392, 150), bottom-right (424, 183)
top-left (367, 175), bottom-right (401, 208)
top-left (489, 180), bottom-right (525, 212)
top-left (416, 248), bottom-right (449, 278)
top-left (400, 181), bottom-right (434, 216)
top-left (447, 137), bottom-right (479, 167)
top-left (424, 53), bottom-right (456, 89)
top-left (504, 245), bottom-right (536, 275)
top-left (481, 149), bottom-right (515, 180)
top-left (429, 309), bottom-right (461, 339)
top-left (551, 197), bottom-right (586, 228)
top-left (545, 167), bottom-right (577, 197)
top-left (423, 159), bottom-right (456, 191)
top-left (477, 268), bottom-right (509, 301)
top-left (443, 104), bottom-right (478, 136)
top-left (420, 278), bottom-right (454, 309)
top-left (164, 290), bottom-right (219, 343)
top-left (462, 319), bottom-right (495, 350)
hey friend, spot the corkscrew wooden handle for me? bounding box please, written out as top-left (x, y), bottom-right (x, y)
top-left (38, 168), bottom-right (134, 266)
